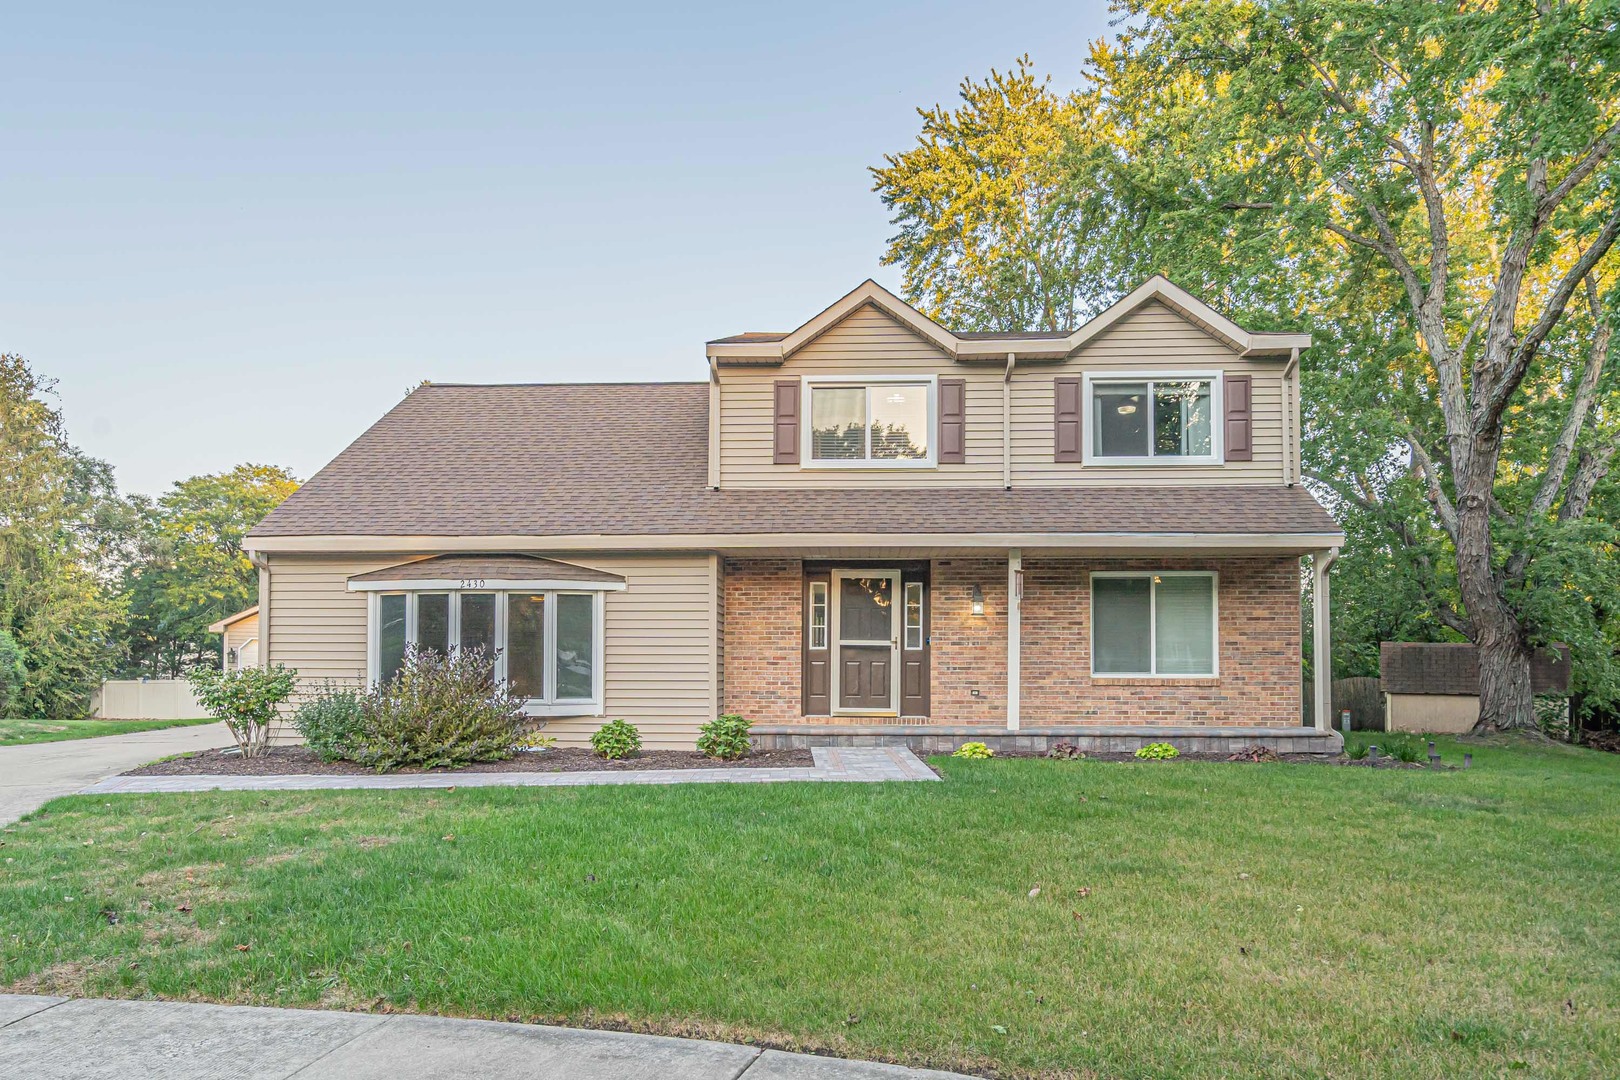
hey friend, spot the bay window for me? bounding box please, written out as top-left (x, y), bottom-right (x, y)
top-left (1091, 572), bottom-right (1218, 677)
top-left (804, 376), bottom-right (935, 466)
top-left (364, 589), bottom-right (607, 715)
top-left (1085, 372), bottom-right (1221, 464)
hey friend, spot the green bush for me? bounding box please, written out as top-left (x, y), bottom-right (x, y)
top-left (188, 664), bottom-right (298, 757)
top-left (291, 683), bottom-right (367, 762)
top-left (1376, 732), bottom-right (1428, 763)
top-left (952, 741), bottom-right (994, 759)
top-left (592, 718), bottom-right (642, 760)
top-left (353, 646), bottom-right (527, 771)
top-left (1134, 742), bottom-right (1180, 760)
top-left (515, 730), bottom-right (557, 752)
top-left (0, 629), bottom-right (26, 717)
top-left (696, 713), bottom-right (752, 760)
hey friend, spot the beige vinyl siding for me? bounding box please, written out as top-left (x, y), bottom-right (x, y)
top-left (265, 551), bottom-right (718, 750)
top-left (718, 305), bottom-right (1005, 488)
top-left (1012, 301), bottom-right (1283, 485)
top-left (224, 613), bottom-right (259, 668)
top-left (716, 300), bottom-right (1287, 488)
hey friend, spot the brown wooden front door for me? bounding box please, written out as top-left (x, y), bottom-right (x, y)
top-left (833, 571), bottom-right (899, 713)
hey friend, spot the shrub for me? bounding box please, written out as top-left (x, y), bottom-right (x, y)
top-left (291, 683), bottom-right (367, 762)
top-left (1046, 741), bottom-right (1086, 760)
top-left (1344, 736), bottom-right (1371, 761)
top-left (188, 664), bottom-right (298, 757)
top-left (1376, 732), bottom-right (1427, 763)
top-left (353, 645), bottom-right (526, 771)
top-left (0, 629), bottom-right (26, 717)
top-left (592, 718), bottom-right (642, 760)
top-left (515, 730), bottom-right (557, 752)
top-left (696, 713), bottom-right (752, 760)
top-left (952, 741), bottom-right (994, 759)
top-left (1535, 694), bottom-right (1571, 740)
top-left (1134, 742), bottom-right (1180, 760)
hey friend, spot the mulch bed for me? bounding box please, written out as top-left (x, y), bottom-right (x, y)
top-left (125, 745), bottom-right (814, 778)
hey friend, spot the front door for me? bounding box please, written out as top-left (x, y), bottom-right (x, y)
top-left (832, 570), bottom-right (900, 713)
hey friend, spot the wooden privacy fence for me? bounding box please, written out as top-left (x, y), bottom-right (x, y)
top-left (1301, 676), bottom-right (1385, 731)
top-left (91, 679), bottom-right (204, 720)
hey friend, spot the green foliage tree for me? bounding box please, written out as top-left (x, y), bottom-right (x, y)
top-left (120, 464), bottom-right (298, 676)
top-left (872, 57), bottom-right (1099, 331)
top-left (0, 354), bottom-right (126, 718)
top-left (188, 663), bottom-right (298, 758)
top-left (874, 4), bottom-right (1620, 731)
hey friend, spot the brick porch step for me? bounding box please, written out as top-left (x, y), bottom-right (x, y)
top-left (751, 724), bottom-right (1343, 757)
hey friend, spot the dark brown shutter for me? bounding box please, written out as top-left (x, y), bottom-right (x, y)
top-left (937, 377), bottom-right (966, 464)
top-left (1054, 376), bottom-right (1083, 462)
top-left (1224, 375), bottom-right (1252, 461)
top-left (773, 380), bottom-right (800, 464)
top-left (803, 571), bottom-right (831, 716)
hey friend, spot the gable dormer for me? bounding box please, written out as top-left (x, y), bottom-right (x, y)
top-left (705, 278), bottom-right (1308, 490)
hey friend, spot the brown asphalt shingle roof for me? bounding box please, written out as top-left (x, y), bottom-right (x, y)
top-left (248, 383), bottom-right (1341, 540)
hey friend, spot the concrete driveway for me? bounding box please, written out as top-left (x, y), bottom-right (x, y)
top-left (0, 722), bottom-right (232, 825)
top-left (0, 997), bottom-right (971, 1079)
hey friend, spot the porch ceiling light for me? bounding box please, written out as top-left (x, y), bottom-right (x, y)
top-left (971, 584), bottom-right (985, 616)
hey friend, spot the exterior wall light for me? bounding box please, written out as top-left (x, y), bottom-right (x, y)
top-left (971, 584), bottom-right (985, 616)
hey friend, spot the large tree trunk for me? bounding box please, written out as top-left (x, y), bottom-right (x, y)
top-left (1454, 455), bottom-right (1538, 733)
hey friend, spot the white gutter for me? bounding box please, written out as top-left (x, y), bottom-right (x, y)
top-left (1282, 347), bottom-right (1300, 487)
top-left (248, 531), bottom-right (1347, 555)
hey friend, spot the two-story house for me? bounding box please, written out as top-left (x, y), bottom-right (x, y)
top-left (245, 276), bottom-right (1344, 755)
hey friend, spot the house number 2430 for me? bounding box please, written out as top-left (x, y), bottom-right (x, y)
top-left (458, 579), bottom-right (486, 589)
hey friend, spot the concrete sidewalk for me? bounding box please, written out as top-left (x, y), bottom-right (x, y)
top-left (79, 746), bottom-right (941, 797)
top-left (0, 996), bottom-right (972, 1079)
top-left (0, 722), bottom-right (233, 825)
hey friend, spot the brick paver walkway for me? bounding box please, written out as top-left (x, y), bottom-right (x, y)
top-left (78, 746), bottom-right (940, 796)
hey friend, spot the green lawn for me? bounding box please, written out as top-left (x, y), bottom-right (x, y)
top-left (1, 737), bottom-right (1616, 1079)
top-left (0, 716), bottom-right (216, 747)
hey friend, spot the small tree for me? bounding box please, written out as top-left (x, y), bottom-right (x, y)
top-left (188, 664), bottom-right (297, 757)
top-left (0, 630), bottom-right (26, 717)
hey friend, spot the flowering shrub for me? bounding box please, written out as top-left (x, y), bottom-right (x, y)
top-left (1134, 742), bottom-right (1180, 760)
top-left (354, 645), bottom-right (527, 771)
top-left (188, 664), bottom-right (298, 758)
top-left (952, 741), bottom-right (995, 760)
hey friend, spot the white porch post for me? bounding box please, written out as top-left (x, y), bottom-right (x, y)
top-left (1008, 548), bottom-right (1022, 731)
top-left (1311, 548), bottom-right (1338, 731)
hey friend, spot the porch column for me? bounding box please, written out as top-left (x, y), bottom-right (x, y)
top-left (1008, 548), bottom-right (1022, 731)
top-left (1311, 548), bottom-right (1339, 731)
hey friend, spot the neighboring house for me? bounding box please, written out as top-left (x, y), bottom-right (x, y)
top-left (244, 276), bottom-right (1345, 754)
top-left (207, 606), bottom-right (260, 671)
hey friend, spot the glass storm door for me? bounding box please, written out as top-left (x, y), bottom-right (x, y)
top-left (832, 571), bottom-right (900, 713)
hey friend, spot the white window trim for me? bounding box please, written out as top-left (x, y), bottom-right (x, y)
top-left (903, 580), bottom-right (924, 651)
top-left (1089, 570), bottom-right (1220, 678)
top-left (366, 589), bottom-right (606, 717)
top-left (800, 374), bottom-right (938, 469)
top-left (808, 580), bottom-right (829, 651)
top-left (1082, 370), bottom-right (1224, 466)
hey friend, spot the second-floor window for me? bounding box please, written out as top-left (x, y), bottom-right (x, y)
top-left (805, 376), bottom-right (934, 466)
top-left (1085, 372), bottom-right (1221, 465)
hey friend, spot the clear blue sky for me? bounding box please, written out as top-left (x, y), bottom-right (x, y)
top-left (4, 2), bottom-right (1109, 494)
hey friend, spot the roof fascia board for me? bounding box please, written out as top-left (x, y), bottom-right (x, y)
top-left (780, 280), bottom-right (958, 360)
top-left (348, 577), bottom-right (627, 593)
top-left (252, 531), bottom-right (1345, 555)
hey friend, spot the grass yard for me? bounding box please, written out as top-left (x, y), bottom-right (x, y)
top-left (0, 716), bottom-right (215, 746)
top-left (1, 737), bottom-right (1616, 1079)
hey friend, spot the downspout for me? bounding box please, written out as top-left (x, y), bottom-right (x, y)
top-left (1282, 347), bottom-right (1300, 487)
top-left (1003, 352), bottom-right (1016, 490)
top-left (250, 550), bottom-right (270, 671)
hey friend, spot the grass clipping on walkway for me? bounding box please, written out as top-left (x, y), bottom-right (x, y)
top-left (1, 736), bottom-right (1616, 1079)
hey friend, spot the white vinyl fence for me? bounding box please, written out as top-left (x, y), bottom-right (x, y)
top-left (91, 679), bottom-right (205, 720)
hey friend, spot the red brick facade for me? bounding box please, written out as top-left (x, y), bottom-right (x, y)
top-left (721, 555), bottom-right (1302, 728)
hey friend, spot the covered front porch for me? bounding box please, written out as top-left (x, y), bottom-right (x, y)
top-left (718, 543), bottom-right (1341, 756)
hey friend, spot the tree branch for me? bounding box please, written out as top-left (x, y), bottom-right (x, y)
top-left (1405, 432), bottom-right (1460, 539)
top-left (1486, 204), bottom-right (1620, 429)
top-left (1558, 441), bottom-right (1620, 524)
top-left (1528, 275), bottom-right (1613, 520)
